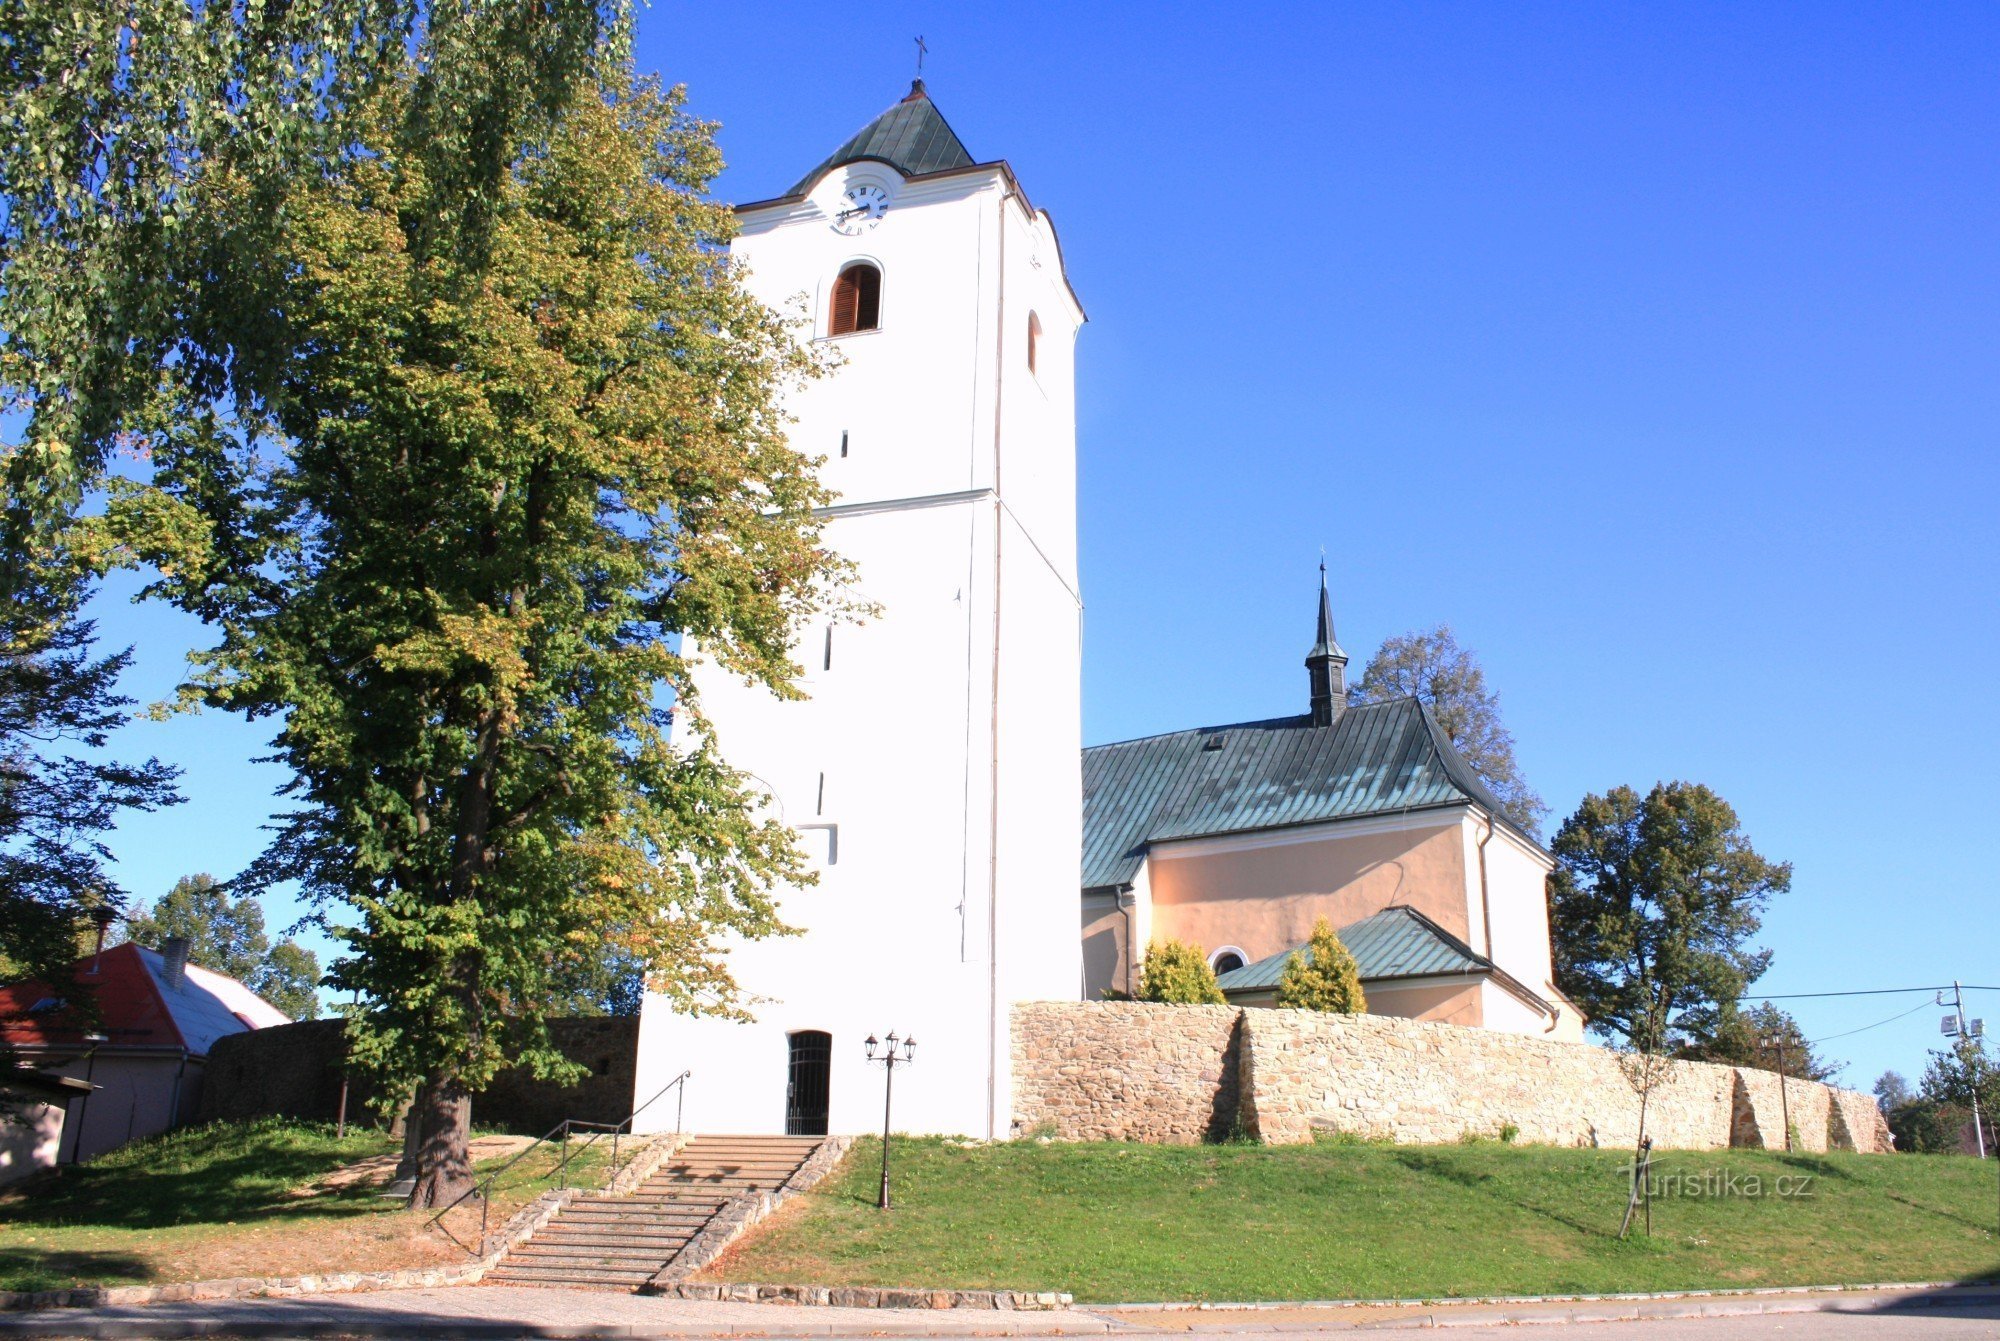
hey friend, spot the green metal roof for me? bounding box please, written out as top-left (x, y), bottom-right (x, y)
top-left (1214, 906), bottom-right (1491, 993)
top-left (1081, 696), bottom-right (1522, 891)
top-left (788, 82), bottom-right (976, 196)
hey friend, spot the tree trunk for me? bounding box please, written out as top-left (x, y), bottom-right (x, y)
top-left (405, 1074), bottom-right (475, 1210)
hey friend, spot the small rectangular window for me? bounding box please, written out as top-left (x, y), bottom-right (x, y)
top-left (816, 771), bottom-right (826, 816)
top-left (840, 430), bottom-right (849, 459)
top-left (822, 625), bottom-right (833, 671)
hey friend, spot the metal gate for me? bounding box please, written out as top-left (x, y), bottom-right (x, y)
top-left (785, 1030), bottom-right (831, 1136)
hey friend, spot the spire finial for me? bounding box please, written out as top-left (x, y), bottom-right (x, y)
top-left (1305, 556), bottom-right (1348, 728)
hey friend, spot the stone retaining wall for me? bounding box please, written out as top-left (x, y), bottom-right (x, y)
top-left (1012, 1002), bottom-right (1891, 1153)
top-left (1012, 1003), bottom-right (1243, 1143)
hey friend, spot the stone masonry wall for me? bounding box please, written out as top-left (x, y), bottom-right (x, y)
top-left (1011, 1002), bottom-right (1244, 1143)
top-left (1011, 1002), bottom-right (1888, 1153)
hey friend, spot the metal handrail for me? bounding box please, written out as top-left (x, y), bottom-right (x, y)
top-left (424, 1067), bottom-right (692, 1256)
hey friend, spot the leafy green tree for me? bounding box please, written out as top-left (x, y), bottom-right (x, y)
top-left (1346, 625), bottom-right (1545, 835)
top-left (122, 874), bottom-right (323, 1020)
top-left (1679, 1002), bottom-right (1838, 1082)
top-left (2, 0), bottom-right (628, 529)
top-left (1549, 782), bottom-right (1788, 1052)
top-left (1921, 1037), bottom-right (1999, 1153)
top-left (1875, 1071), bottom-right (1913, 1112)
top-left (1135, 940), bottom-right (1226, 1005)
top-left (96, 73), bottom-right (844, 1207)
top-left (1274, 918), bottom-right (1367, 1014)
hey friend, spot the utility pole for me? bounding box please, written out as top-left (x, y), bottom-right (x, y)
top-left (1945, 981), bottom-right (1987, 1159)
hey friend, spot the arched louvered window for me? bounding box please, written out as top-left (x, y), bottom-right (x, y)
top-left (1027, 311), bottom-right (1042, 374)
top-left (829, 262), bottom-right (881, 336)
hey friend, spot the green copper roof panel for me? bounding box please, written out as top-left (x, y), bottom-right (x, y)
top-left (788, 83), bottom-right (976, 196)
top-left (1213, 906), bottom-right (1490, 993)
top-left (1082, 697), bottom-right (1518, 891)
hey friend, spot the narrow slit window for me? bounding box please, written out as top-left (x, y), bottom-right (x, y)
top-left (822, 625), bottom-right (833, 671)
top-left (829, 262), bottom-right (881, 336)
top-left (840, 430), bottom-right (849, 458)
top-left (1027, 311), bottom-right (1042, 374)
top-left (816, 771), bottom-right (826, 816)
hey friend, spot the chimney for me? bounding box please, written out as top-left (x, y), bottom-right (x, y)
top-left (161, 936), bottom-right (191, 992)
top-left (1305, 559), bottom-right (1349, 728)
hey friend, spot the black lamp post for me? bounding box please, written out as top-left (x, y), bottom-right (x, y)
top-left (863, 1031), bottom-right (916, 1210)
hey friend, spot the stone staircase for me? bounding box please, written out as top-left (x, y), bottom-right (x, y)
top-left (485, 1134), bottom-right (824, 1290)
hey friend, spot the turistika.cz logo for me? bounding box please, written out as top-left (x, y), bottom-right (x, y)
top-left (1625, 1166), bottom-right (1817, 1200)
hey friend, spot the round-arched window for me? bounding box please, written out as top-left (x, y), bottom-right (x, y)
top-left (829, 262), bottom-right (881, 336)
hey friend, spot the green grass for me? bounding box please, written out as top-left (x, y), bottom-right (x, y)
top-left (717, 1137), bottom-right (2000, 1304)
top-left (0, 1117), bottom-right (618, 1292)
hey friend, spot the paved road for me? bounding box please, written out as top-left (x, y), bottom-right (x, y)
top-left (2, 1284), bottom-right (1998, 1338)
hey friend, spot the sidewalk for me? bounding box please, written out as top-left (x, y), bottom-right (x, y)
top-left (3, 1282), bottom-right (1998, 1339)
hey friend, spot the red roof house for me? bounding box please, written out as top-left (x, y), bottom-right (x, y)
top-left (1, 940), bottom-right (292, 1170)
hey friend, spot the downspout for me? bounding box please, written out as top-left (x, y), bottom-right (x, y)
top-left (1476, 811), bottom-right (1496, 962)
top-left (986, 183), bottom-right (1015, 1140)
top-left (167, 1047), bottom-right (190, 1130)
top-left (1118, 887), bottom-right (1137, 996)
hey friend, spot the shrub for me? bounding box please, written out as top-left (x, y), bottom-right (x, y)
top-left (1273, 917), bottom-right (1367, 1013)
top-left (1136, 939), bottom-right (1226, 1005)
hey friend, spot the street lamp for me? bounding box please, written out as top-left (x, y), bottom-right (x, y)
top-left (863, 1031), bottom-right (916, 1210)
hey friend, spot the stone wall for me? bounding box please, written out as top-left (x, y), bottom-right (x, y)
top-left (199, 1016), bottom-right (640, 1134)
top-left (1011, 1002), bottom-right (1888, 1154)
top-left (1012, 1002), bottom-right (1244, 1143)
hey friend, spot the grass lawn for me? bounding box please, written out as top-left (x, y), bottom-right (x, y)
top-left (0, 1118), bottom-right (619, 1293)
top-left (712, 1137), bottom-right (2000, 1304)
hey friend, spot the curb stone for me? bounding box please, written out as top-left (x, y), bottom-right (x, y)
top-left (1096, 1278), bottom-right (2000, 1313)
top-left (666, 1283), bottom-right (1073, 1311)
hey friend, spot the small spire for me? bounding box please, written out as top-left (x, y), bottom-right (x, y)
top-left (1305, 558), bottom-right (1348, 727)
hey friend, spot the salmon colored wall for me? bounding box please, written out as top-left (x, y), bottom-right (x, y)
top-left (1146, 821), bottom-right (1471, 966)
top-left (1366, 981), bottom-right (1483, 1028)
top-left (1081, 902), bottom-right (1129, 999)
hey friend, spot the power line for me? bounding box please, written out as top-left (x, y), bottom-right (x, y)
top-left (1738, 985), bottom-right (2000, 1002)
top-left (1807, 1000), bottom-right (1936, 1046)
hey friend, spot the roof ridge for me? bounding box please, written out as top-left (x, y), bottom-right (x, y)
top-left (1084, 697), bottom-right (1419, 752)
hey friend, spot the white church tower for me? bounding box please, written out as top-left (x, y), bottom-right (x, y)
top-left (632, 82), bottom-right (1085, 1139)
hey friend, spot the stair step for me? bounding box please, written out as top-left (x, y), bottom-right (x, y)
top-left (527, 1233), bottom-right (694, 1249)
top-left (487, 1268), bottom-right (656, 1286)
top-left (512, 1248), bottom-right (676, 1264)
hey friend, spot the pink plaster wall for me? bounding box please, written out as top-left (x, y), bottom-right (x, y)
top-left (1146, 821), bottom-right (1471, 965)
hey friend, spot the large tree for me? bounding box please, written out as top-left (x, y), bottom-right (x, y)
top-left (122, 874), bottom-right (323, 1020)
top-left (97, 72), bottom-right (845, 1207)
top-left (1548, 782), bottom-right (1788, 1052)
top-left (1346, 625), bottom-right (1546, 834)
top-left (4, 0), bottom-right (621, 1078)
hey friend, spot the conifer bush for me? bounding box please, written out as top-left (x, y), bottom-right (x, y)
top-left (1274, 917), bottom-right (1368, 1013)
top-left (1136, 939), bottom-right (1227, 1005)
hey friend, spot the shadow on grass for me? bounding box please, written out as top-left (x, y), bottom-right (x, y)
top-left (1772, 1153), bottom-right (1852, 1181)
top-left (1884, 1190), bottom-right (1998, 1235)
top-left (1388, 1149), bottom-right (1613, 1240)
top-left (0, 1247), bottom-right (157, 1293)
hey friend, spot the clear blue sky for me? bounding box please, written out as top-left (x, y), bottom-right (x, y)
top-left (88, 2), bottom-right (1999, 1089)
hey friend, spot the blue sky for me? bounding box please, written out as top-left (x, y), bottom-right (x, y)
top-left (86, 2), bottom-right (1999, 1088)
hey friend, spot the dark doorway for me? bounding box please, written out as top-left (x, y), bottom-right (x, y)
top-left (786, 1030), bottom-right (832, 1136)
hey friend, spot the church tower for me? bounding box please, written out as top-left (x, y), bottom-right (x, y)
top-left (632, 83), bottom-right (1086, 1139)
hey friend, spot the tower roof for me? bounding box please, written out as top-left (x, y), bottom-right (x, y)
top-left (788, 81), bottom-right (976, 195)
top-left (1309, 560), bottom-right (1346, 662)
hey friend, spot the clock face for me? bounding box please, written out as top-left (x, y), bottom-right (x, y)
top-left (832, 184), bottom-right (889, 235)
